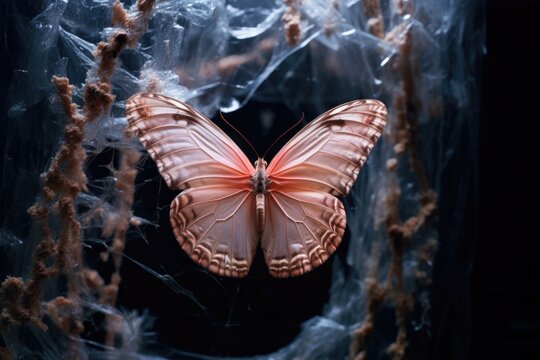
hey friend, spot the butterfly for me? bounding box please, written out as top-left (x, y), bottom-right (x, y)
top-left (125, 93), bottom-right (387, 278)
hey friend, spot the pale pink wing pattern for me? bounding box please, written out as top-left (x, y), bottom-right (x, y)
top-left (170, 186), bottom-right (257, 277)
top-left (264, 190), bottom-right (346, 277)
top-left (125, 93), bottom-right (257, 277)
top-left (263, 99), bottom-right (387, 277)
top-left (125, 93), bottom-right (254, 190)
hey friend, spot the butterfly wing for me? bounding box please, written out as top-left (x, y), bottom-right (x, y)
top-left (264, 189), bottom-right (347, 277)
top-left (126, 93), bottom-right (254, 190)
top-left (170, 186), bottom-right (256, 277)
top-left (263, 99), bottom-right (387, 277)
top-left (126, 93), bottom-right (257, 277)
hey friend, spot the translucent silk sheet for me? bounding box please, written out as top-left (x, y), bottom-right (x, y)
top-left (0, 0), bottom-right (483, 358)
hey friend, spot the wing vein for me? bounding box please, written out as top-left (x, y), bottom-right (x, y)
top-left (317, 149), bottom-right (357, 166)
top-left (270, 177), bottom-right (343, 194)
top-left (188, 127), bottom-right (251, 172)
top-left (182, 189), bottom-right (247, 212)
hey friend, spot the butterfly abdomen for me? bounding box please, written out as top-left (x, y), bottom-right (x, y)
top-left (256, 193), bottom-right (265, 234)
top-left (252, 159), bottom-right (268, 235)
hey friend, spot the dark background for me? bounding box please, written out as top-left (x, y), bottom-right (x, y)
top-left (470, 1), bottom-right (538, 359)
top-left (0, 0), bottom-right (537, 358)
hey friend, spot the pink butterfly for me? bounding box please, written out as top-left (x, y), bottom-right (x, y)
top-left (126, 93), bottom-right (387, 278)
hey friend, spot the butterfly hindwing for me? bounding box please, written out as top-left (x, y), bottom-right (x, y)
top-left (263, 190), bottom-right (346, 277)
top-left (170, 186), bottom-right (257, 277)
top-left (262, 100), bottom-right (387, 277)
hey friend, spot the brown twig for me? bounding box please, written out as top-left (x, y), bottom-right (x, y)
top-left (282, 0), bottom-right (302, 46)
top-left (349, 244), bottom-right (387, 360)
top-left (0, 0), bottom-right (156, 356)
top-left (363, 0), bottom-right (384, 38)
top-left (96, 0), bottom-right (155, 348)
top-left (0, 76), bottom-right (87, 336)
top-left (349, 2), bottom-right (438, 359)
top-left (384, 23), bottom-right (437, 360)
top-left (112, 0), bottom-right (156, 47)
top-left (99, 148), bottom-right (141, 346)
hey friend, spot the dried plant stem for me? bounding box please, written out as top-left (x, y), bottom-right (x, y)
top-left (0, 0), bottom-right (155, 356)
top-left (96, 0), bottom-right (155, 348)
top-left (349, 243), bottom-right (386, 360)
top-left (363, 0), bottom-right (384, 38)
top-left (100, 148), bottom-right (141, 347)
top-left (350, 5), bottom-right (438, 359)
top-left (386, 27), bottom-right (437, 360)
top-left (282, 0), bottom-right (302, 46)
top-left (0, 76), bottom-right (86, 337)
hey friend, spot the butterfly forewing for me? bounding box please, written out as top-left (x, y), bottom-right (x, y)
top-left (266, 100), bottom-right (387, 196)
top-left (262, 99), bottom-right (387, 277)
top-left (126, 93), bottom-right (257, 277)
top-left (126, 93), bottom-right (254, 190)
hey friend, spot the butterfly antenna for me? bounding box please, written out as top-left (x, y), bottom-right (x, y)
top-left (262, 113), bottom-right (304, 159)
top-left (219, 112), bottom-right (260, 159)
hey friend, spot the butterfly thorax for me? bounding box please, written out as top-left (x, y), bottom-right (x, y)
top-left (252, 158), bottom-right (269, 194)
top-left (252, 158), bottom-right (268, 235)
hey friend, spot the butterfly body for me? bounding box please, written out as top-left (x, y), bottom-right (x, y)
top-left (251, 158), bottom-right (269, 194)
top-left (252, 159), bottom-right (269, 235)
top-left (126, 93), bottom-right (387, 278)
